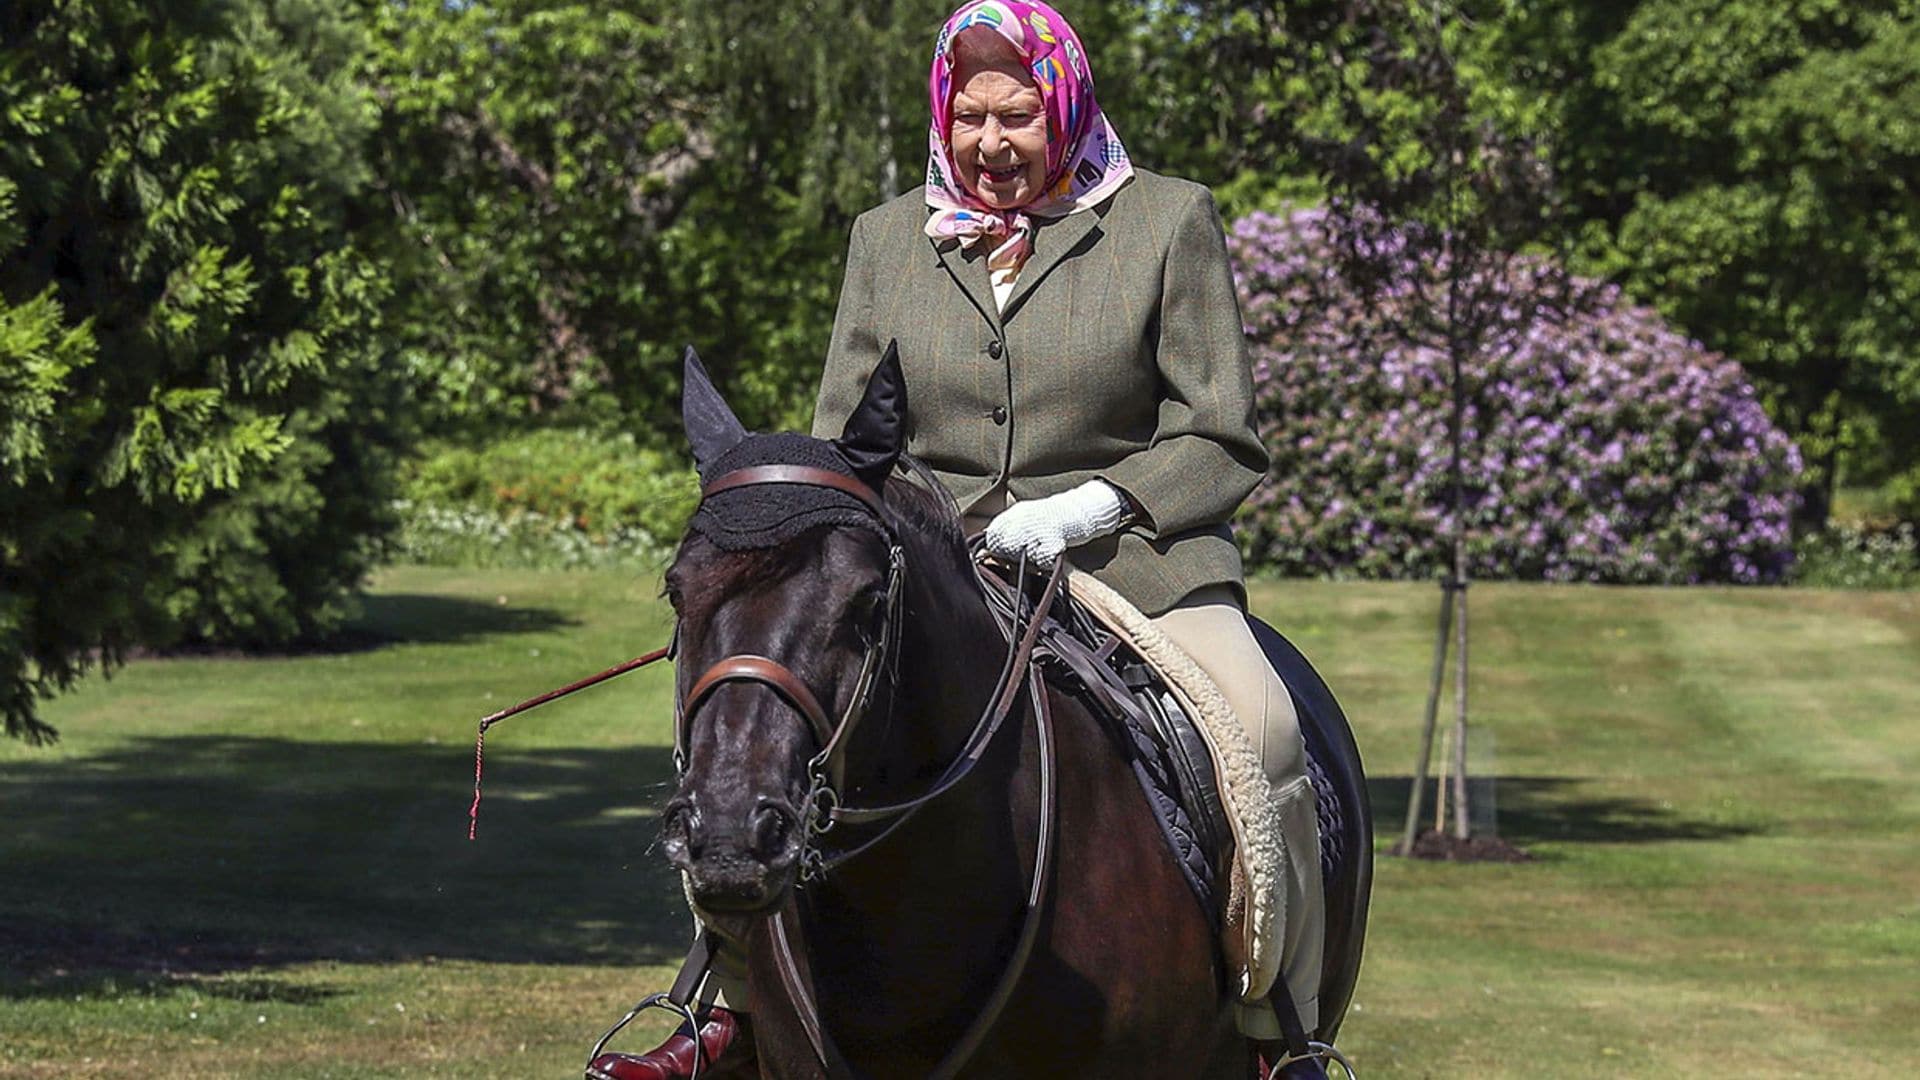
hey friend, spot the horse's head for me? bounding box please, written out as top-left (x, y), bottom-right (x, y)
top-left (661, 345), bottom-right (910, 914)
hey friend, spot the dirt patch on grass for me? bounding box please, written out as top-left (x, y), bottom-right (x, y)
top-left (1395, 829), bottom-right (1534, 862)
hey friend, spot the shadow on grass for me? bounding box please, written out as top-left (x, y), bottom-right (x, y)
top-left (1368, 774), bottom-right (1764, 847)
top-left (350, 593), bottom-right (579, 646)
top-left (0, 736), bottom-right (686, 1001)
top-left (138, 595), bottom-right (578, 658)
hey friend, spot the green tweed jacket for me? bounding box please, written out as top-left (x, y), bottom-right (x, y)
top-left (811, 168), bottom-right (1268, 617)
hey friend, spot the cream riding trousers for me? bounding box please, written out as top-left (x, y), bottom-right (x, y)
top-left (1150, 583), bottom-right (1324, 1038)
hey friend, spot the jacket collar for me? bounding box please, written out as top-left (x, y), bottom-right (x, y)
top-left (928, 198), bottom-right (1111, 331)
top-left (932, 233), bottom-right (1002, 334)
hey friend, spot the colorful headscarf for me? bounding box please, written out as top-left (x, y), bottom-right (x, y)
top-left (923, 0), bottom-right (1134, 284)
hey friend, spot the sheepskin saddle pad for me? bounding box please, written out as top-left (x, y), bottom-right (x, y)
top-left (974, 560), bottom-right (1291, 1003)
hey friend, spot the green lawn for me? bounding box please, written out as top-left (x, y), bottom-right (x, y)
top-left (3, 567), bottom-right (1916, 1078)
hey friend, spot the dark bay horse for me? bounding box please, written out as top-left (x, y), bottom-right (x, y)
top-left (657, 347), bottom-right (1359, 1078)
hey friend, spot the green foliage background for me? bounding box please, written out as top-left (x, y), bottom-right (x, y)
top-left (3, 0), bottom-right (1917, 737)
top-left (1, 0), bottom-right (403, 740)
top-left (1489, 0), bottom-right (1920, 525)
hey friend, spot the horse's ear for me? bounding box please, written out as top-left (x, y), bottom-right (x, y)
top-left (682, 345), bottom-right (748, 473)
top-left (836, 340), bottom-right (907, 487)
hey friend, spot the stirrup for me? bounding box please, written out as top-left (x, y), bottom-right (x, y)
top-left (585, 930), bottom-right (725, 1078)
top-left (1262, 980), bottom-right (1354, 1080)
top-left (1262, 1040), bottom-right (1356, 1080)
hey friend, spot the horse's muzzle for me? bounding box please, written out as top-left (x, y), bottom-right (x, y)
top-left (662, 796), bottom-right (802, 913)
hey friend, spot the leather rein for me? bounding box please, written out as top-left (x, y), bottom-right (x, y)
top-left (471, 463), bottom-right (1065, 1079)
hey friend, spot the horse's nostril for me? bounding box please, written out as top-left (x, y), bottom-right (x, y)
top-left (750, 802), bottom-right (793, 856)
top-left (663, 799), bottom-right (696, 853)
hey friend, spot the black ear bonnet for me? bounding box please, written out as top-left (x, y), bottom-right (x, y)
top-left (681, 341), bottom-right (907, 552)
top-left (689, 433), bottom-right (892, 551)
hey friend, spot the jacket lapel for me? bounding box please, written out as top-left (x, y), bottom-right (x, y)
top-left (1002, 206), bottom-right (1105, 320)
top-left (932, 237), bottom-right (1003, 335)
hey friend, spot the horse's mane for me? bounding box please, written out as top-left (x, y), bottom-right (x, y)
top-left (881, 454), bottom-right (966, 552)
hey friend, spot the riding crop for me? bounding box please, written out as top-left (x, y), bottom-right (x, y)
top-left (467, 644), bottom-right (671, 840)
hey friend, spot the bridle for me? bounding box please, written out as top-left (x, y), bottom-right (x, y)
top-left (671, 464), bottom-right (1061, 885)
top-left (672, 464), bottom-right (1065, 1080)
top-left (670, 464), bottom-right (911, 881)
top-left (472, 460), bottom-right (1065, 1080)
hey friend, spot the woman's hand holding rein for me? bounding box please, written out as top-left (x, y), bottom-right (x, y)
top-left (982, 479), bottom-right (1132, 566)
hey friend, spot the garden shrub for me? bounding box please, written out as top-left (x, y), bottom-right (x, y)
top-left (396, 429), bottom-right (699, 570)
top-left (1791, 523), bottom-right (1920, 589)
top-left (389, 501), bottom-right (671, 572)
top-left (1228, 207), bottom-right (1804, 584)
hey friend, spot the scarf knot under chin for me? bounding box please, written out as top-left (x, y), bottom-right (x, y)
top-left (922, 0), bottom-right (1133, 286)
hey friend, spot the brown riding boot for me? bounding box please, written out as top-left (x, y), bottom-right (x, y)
top-left (586, 1008), bottom-right (754, 1080)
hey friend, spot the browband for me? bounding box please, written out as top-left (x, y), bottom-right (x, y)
top-left (701, 465), bottom-right (887, 519)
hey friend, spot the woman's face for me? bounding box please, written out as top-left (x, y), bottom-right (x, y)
top-left (949, 57), bottom-right (1049, 210)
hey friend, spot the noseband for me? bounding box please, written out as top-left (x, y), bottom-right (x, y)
top-left (673, 464), bottom-right (909, 878)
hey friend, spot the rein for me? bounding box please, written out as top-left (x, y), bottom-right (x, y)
top-left (467, 462), bottom-right (1068, 1080)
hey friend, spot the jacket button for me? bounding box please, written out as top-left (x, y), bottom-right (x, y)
top-left (987, 339), bottom-right (1004, 359)
top-left (991, 405), bottom-right (1008, 425)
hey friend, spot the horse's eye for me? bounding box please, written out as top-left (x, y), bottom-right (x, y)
top-left (852, 591), bottom-right (888, 640)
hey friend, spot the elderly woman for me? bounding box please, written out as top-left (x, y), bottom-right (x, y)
top-left (604, 3), bottom-right (1324, 1077)
top-left (815, 0), bottom-right (1323, 1048)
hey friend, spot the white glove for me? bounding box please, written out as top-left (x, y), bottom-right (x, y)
top-left (982, 480), bottom-right (1132, 566)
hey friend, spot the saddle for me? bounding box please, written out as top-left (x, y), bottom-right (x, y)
top-left (978, 563), bottom-right (1233, 915)
top-left (975, 561), bottom-right (1372, 1047)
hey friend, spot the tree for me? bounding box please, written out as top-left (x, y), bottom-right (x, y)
top-left (360, 0), bottom-right (708, 432)
top-left (0, 0), bottom-right (402, 740)
top-left (1492, 0), bottom-right (1920, 524)
top-left (1062, 3), bottom-right (1286, 202)
top-left (1263, 0), bottom-right (1584, 853)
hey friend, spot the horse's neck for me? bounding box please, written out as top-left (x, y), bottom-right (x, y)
top-left (848, 536), bottom-right (1008, 794)
top-left (791, 543), bottom-right (1062, 1066)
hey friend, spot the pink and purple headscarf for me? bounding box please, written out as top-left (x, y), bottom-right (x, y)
top-left (922, 1), bottom-right (1134, 280)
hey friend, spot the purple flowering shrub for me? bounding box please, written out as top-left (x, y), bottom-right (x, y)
top-left (1227, 208), bottom-right (1804, 584)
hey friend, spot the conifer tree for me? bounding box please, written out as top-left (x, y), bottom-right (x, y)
top-left (1, 0), bottom-right (402, 740)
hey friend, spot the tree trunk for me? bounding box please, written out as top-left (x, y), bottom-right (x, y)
top-left (1451, 541), bottom-right (1472, 840)
top-left (1397, 578), bottom-right (1455, 854)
